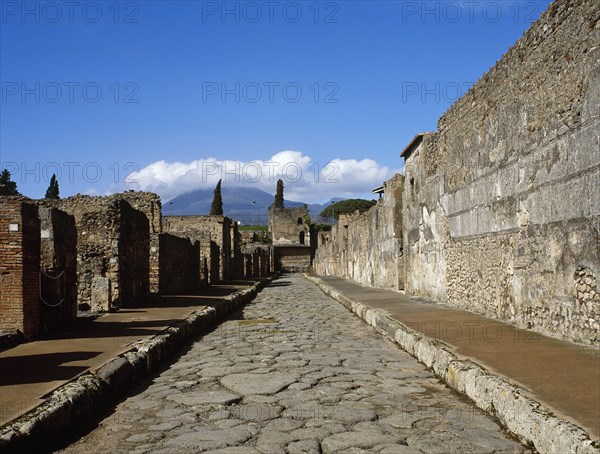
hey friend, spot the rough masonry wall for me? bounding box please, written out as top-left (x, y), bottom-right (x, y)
top-left (0, 199), bottom-right (40, 338)
top-left (403, 0), bottom-right (600, 346)
top-left (119, 192), bottom-right (162, 291)
top-left (48, 194), bottom-right (153, 312)
top-left (314, 175), bottom-right (404, 291)
top-left (76, 201), bottom-right (121, 312)
top-left (240, 228), bottom-right (271, 248)
top-left (403, 134), bottom-right (448, 302)
top-left (39, 207), bottom-right (77, 333)
top-left (119, 191), bottom-right (162, 234)
top-left (164, 215), bottom-right (235, 282)
top-left (230, 223), bottom-right (243, 280)
top-left (274, 246), bottom-right (312, 272)
top-left (242, 247), bottom-right (270, 278)
top-left (157, 233), bottom-right (200, 294)
top-left (118, 200), bottom-right (150, 306)
top-left (269, 206), bottom-right (311, 246)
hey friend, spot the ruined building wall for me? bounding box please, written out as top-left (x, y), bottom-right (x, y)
top-left (39, 207), bottom-right (77, 333)
top-left (164, 215), bottom-right (234, 283)
top-left (76, 201), bottom-right (121, 312)
top-left (314, 228), bottom-right (344, 278)
top-left (118, 200), bottom-right (150, 306)
top-left (403, 134), bottom-right (448, 302)
top-left (0, 199), bottom-right (40, 338)
top-left (230, 223), bottom-right (243, 280)
top-left (157, 233), bottom-right (200, 294)
top-left (118, 191), bottom-right (162, 296)
top-left (48, 194), bottom-right (152, 312)
top-left (403, 0), bottom-right (600, 346)
top-left (269, 205), bottom-right (313, 272)
top-left (274, 246), bottom-right (312, 272)
top-left (119, 191), bottom-right (162, 234)
top-left (240, 228), bottom-right (271, 248)
top-left (242, 247), bottom-right (270, 278)
top-left (269, 205), bottom-right (311, 246)
top-left (314, 175), bottom-right (404, 291)
top-left (149, 234), bottom-right (160, 293)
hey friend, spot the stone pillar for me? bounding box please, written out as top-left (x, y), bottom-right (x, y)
top-left (0, 200), bottom-right (41, 339)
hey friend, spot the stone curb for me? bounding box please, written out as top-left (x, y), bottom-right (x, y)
top-left (305, 274), bottom-right (599, 454)
top-left (0, 276), bottom-right (275, 453)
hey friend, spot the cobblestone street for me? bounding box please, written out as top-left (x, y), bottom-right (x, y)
top-left (60, 275), bottom-right (527, 454)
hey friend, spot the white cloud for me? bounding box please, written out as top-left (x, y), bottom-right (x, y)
top-left (117, 150), bottom-right (403, 203)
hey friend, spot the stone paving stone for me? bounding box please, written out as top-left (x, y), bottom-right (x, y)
top-left (58, 274), bottom-right (529, 454)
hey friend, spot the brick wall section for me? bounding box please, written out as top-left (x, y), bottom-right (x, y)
top-left (0, 199), bottom-right (40, 338)
top-left (39, 207), bottom-right (77, 333)
top-left (157, 233), bottom-right (200, 293)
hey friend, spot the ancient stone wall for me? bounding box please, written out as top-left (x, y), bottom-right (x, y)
top-left (75, 200), bottom-right (121, 312)
top-left (240, 229), bottom-right (271, 248)
top-left (274, 246), bottom-right (312, 272)
top-left (39, 207), bottom-right (77, 333)
top-left (149, 234), bottom-right (160, 293)
top-left (269, 205), bottom-right (311, 246)
top-left (240, 229), bottom-right (272, 276)
top-left (0, 199), bottom-right (40, 338)
top-left (119, 191), bottom-right (162, 234)
top-left (157, 233), bottom-right (200, 294)
top-left (41, 194), bottom-right (153, 312)
top-left (403, 134), bottom-right (448, 302)
top-left (402, 0), bottom-right (600, 346)
top-left (242, 247), bottom-right (270, 277)
top-left (312, 0), bottom-right (599, 346)
top-left (164, 215), bottom-right (235, 283)
top-left (314, 175), bottom-right (404, 291)
top-left (118, 200), bottom-right (150, 306)
top-left (230, 223), bottom-right (243, 280)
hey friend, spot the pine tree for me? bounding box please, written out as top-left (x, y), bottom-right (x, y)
top-left (274, 179), bottom-right (284, 209)
top-left (0, 169), bottom-right (19, 196)
top-left (45, 173), bottom-right (60, 199)
top-left (210, 179), bottom-right (224, 215)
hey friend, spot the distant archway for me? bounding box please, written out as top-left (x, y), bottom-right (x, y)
top-left (299, 231), bottom-right (305, 245)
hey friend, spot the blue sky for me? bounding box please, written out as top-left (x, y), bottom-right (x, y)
top-left (1, 0), bottom-right (552, 202)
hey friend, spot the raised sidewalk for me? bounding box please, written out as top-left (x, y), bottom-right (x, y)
top-left (0, 276), bottom-right (272, 452)
top-left (306, 273), bottom-right (600, 454)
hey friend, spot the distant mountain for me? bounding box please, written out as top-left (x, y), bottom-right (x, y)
top-left (165, 186), bottom-right (344, 225)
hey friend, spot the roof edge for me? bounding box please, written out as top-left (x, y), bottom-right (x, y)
top-left (400, 132), bottom-right (436, 159)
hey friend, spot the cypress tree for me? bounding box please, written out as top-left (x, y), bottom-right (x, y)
top-left (274, 179), bottom-right (284, 208)
top-left (45, 173), bottom-right (60, 199)
top-left (0, 169), bottom-right (19, 196)
top-left (210, 179), bottom-right (224, 215)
